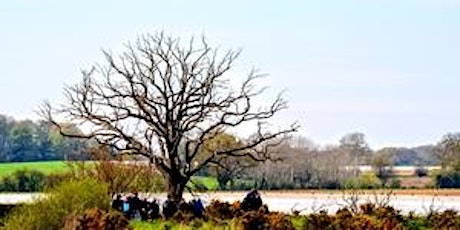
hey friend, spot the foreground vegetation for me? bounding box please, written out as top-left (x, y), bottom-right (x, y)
top-left (2, 175), bottom-right (460, 229)
top-left (1, 179), bottom-right (111, 230)
top-left (127, 207), bottom-right (460, 230)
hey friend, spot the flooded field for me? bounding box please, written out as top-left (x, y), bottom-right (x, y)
top-left (2, 190), bottom-right (460, 215)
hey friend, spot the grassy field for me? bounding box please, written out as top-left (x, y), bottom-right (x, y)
top-left (0, 161), bottom-right (70, 177)
top-left (130, 220), bottom-right (240, 230)
top-left (190, 176), bottom-right (219, 190)
top-left (0, 161), bottom-right (220, 190)
top-left (1, 161), bottom-right (458, 195)
top-left (130, 218), bottom-right (306, 230)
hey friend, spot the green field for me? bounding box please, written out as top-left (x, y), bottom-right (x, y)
top-left (130, 216), bottom-right (306, 230)
top-left (190, 176), bottom-right (219, 190)
top-left (0, 161), bottom-right (71, 177)
top-left (130, 220), bottom-right (241, 230)
top-left (0, 161), bottom-right (219, 190)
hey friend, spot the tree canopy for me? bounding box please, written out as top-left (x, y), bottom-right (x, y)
top-left (42, 32), bottom-right (298, 201)
top-left (0, 114), bottom-right (88, 162)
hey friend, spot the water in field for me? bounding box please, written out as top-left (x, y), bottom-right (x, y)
top-left (1, 191), bottom-right (459, 215)
top-left (196, 191), bottom-right (460, 215)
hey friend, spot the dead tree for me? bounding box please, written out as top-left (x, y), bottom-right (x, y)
top-left (41, 32), bottom-right (298, 202)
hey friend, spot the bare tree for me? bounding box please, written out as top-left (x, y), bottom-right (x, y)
top-left (41, 32), bottom-right (298, 202)
top-left (339, 132), bottom-right (371, 176)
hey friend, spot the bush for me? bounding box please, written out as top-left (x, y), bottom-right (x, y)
top-left (240, 209), bottom-right (294, 230)
top-left (3, 178), bottom-right (111, 230)
top-left (63, 208), bottom-right (131, 230)
top-left (303, 204), bottom-right (412, 230)
top-left (435, 170), bottom-right (460, 188)
top-left (0, 204), bottom-right (20, 219)
top-left (45, 172), bottom-right (73, 189)
top-left (241, 210), bottom-right (271, 230)
top-left (388, 178), bottom-right (401, 189)
top-left (0, 169), bottom-right (47, 192)
top-left (205, 200), bottom-right (243, 220)
top-left (428, 210), bottom-right (460, 229)
top-left (415, 167), bottom-right (428, 177)
top-left (343, 172), bottom-right (382, 189)
top-left (66, 147), bottom-right (166, 194)
top-left (221, 179), bottom-right (255, 191)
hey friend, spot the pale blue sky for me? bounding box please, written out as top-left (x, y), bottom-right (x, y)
top-left (1, 0), bottom-right (460, 149)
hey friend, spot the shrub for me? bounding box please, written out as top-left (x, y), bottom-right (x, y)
top-left (0, 169), bottom-right (47, 192)
top-left (205, 200), bottom-right (242, 220)
top-left (435, 170), bottom-right (460, 188)
top-left (428, 210), bottom-right (460, 229)
top-left (303, 204), bottom-right (412, 230)
top-left (415, 167), bottom-right (428, 177)
top-left (45, 172), bottom-right (73, 189)
top-left (0, 204), bottom-right (20, 219)
top-left (387, 178), bottom-right (401, 189)
top-left (239, 208), bottom-right (294, 230)
top-left (171, 201), bottom-right (196, 223)
top-left (66, 146), bottom-right (166, 194)
top-left (266, 212), bottom-right (295, 230)
top-left (3, 178), bottom-right (110, 230)
top-left (241, 210), bottom-right (271, 230)
top-left (63, 208), bottom-right (131, 230)
top-left (343, 172), bottom-right (382, 189)
top-left (305, 210), bottom-right (333, 230)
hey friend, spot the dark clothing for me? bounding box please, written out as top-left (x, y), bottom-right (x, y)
top-left (192, 199), bottom-right (204, 218)
top-left (162, 199), bottom-right (178, 219)
top-left (148, 201), bottom-right (160, 220)
top-left (111, 199), bottom-right (123, 212)
top-left (241, 190), bottom-right (263, 211)
top-left (128, 195), bottom-right (141, 219)
top-left (130, 195), bottom-right (141, 211)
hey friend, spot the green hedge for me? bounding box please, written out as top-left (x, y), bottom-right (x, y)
top-left (0, 169), bottom-right (47, 192)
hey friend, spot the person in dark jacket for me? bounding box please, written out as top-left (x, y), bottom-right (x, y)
top-left (162, 195), bottom-right (178, 219)
top-left (241, 189), bottom-right (263, 211)
top-left (148, 199), bottom-right (160, 220)
top-left (191, 198), bottom-right (204, 218)
top-left (111, 194), bottom-right (123, 212)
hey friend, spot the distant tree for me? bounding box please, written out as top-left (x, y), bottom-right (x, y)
top-left (435, 133), bottom-right (460, 170)
top-left (7, 120), bottom-right (36, 161)
top-left (0, 115), bottom-right (13, 161)
top-left (41, 32), bottom-right (298, 202)
top-left (199, 133), bottom-right (257, 189)
top-left (49, 123), bottom-right (91, 160)
top-left (339, 132), bottom-right (371, 175)
top-left (249, 143), bottom-right (349, 189)
top-left (0, 115), bottom-right (89, 162)
top-left (288, 135), bottom-right (317, 150)
top-left (372, 148), bottom-right (394, 186)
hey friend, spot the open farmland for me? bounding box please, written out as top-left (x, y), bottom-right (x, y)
top-left (0, 161), bottom-right (70, 177)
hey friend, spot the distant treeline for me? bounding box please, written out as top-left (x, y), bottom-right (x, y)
top-left (0, 114), bottom-right (89, 162)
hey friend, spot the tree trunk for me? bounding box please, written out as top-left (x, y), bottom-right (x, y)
top-left (166, 174), bottom-right (187, 203)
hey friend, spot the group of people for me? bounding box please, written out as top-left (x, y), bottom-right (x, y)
top-left (111, 192), bottom-right (205, 220)
top-left (111, 189), bottom-right (262, 220)
top-left (111, 192), bottom-right (160, 220)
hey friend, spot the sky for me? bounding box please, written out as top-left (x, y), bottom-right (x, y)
top-left (1, 0), bottom-right (460, 149)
